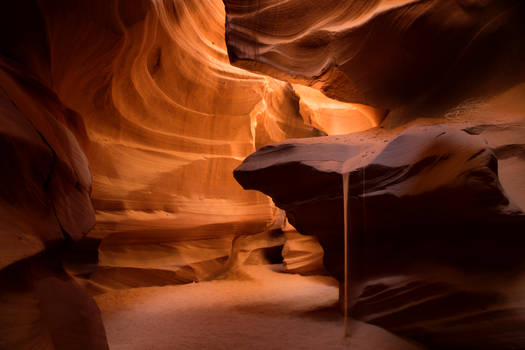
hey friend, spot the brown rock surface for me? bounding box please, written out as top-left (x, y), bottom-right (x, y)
top-left (1, 0), bottom-right (343, 292)
top-left (282, 223), bottom-right (326, 275)
top-left (37, 0), bottom-right (328, 285)
top-left (41, 0), bottom-right (316, 245)
top-left (235, 123), bottom-right (525, 277)
top-left (0, 63), bottom-right (95, 269)
top-left (1, 0), bottom-right (524, 348)
top-left (0, 0), bottom-right (390, 292)
top-left (0, 252), bottom-right (109, 350)
top-left (226, 2), bottom-right (525, 345)
top-left (234, 120), bottom-right (525, 348)
top-left (0, 10), bottom-right (103, 347)
top-left (224, 0), bottom-right (525, 117)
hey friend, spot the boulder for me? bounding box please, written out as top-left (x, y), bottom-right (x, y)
top-left (234, 124), bottom-right (525, 348)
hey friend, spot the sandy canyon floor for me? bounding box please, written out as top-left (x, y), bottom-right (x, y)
top-left (95, 265), bottom-right (423, 350)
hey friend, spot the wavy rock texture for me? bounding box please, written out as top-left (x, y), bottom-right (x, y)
top-left (42, 0), bottom-right (312, 244)
top-left (292, 84), bottom-right (386, 135)
top-left (0, 0), bottom-right (336, 348)
top-left (224, 0), bottom-right (525, 119)
top-left (0, 2), bottom-right (106, 348)
top-left (1, 0), bottom-right (349, 294)
top-left (1, 0), bottom-right (524, 348)
top-left (0, 71), bottom-right (102, 349)
top-left (282, 228), bottom-right (326, 275)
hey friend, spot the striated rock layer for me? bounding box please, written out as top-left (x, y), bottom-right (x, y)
top-left (41, 0), bottom-right (310, 239)
top-left (39, 0), bottom-right (326, 286)
top-left (1, 0), bottom-right (348, 296)
top-left (1, 0), bottom-right (524, 348)
top-left (224, 0), bottom-right (525, 120)
top-left (235, 123), bottom-right (525, 278)
top-left (0, 0), bottom-right (391, 295)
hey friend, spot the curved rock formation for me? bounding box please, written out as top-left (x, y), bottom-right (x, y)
top-left (227, 3), bottom-right (525, 345)
top-left (1, 0), bottom-right (524, 348)
top-left (1, 0), bottom-right (395, 293)
top-left (0, 2), bottom-right (104, 347)
top-left (224, 0), bottom-right (525, 119)
top-left (1, 0), bottom-right (336, 294)
top-left (293, 84), bottom-right (387, 135)
top-left (0, 0), bottom-right (327, 347)
top-left (43, 0), bottom-right (314, 242)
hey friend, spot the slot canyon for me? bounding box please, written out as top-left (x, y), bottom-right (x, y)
top-left (0, 0), bottom-right (524, 349)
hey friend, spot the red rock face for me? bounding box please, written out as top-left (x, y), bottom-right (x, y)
top-left (0, 0), bottom-right (330, 293)
top-left (0, 4), bottom-right (329, 347)
top-left (224, 0), bottom-right (525, 118)
top-left (1, 0), bottom-right (524, 348)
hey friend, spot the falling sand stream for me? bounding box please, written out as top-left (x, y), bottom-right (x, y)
top-left (342, 172), bottom-right (350, 337)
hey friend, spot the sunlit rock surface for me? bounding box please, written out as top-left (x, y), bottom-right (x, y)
top-left (0, 0), bottom-right (337, 294)
top-left (292, 84), bottom-right (387, 135)
top-left (224, 0), bottom-right (525, 118)
top-left (42, 0), bottom-right (316, 243)
top-left (1, 0), bottom-right (524, 348)
top-left (0, 0), bottom-right (330, 347)
top-left (42, 0), bottom-right (326, 285)
top-left (282, 230), bottom-right (326, 276)
top-left (0, 0), bottom-right (398, 294)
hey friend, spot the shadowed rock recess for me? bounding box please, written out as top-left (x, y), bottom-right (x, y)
top-left (0, 0), bottom-right (524, 349)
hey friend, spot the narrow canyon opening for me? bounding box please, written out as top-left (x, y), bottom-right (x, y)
top-left (1, 0), bottom-right (524, 350)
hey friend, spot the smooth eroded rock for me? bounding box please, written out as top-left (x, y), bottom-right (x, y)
top-left (234, 123), bottom-right (525, 348)
top-left (224, 0), bottom-right (525, 118)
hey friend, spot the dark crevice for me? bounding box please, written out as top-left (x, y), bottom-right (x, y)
top-left (147, 47), bottom-right (162, 75)
top-left (493, 144), bottom-right (525, 160)
top-left (466, 148), bottom-right (486, 162)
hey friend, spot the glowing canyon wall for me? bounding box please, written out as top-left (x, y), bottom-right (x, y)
top-left (0, 0), bottom-right (524, 349)
top-left (0, 0), bottom-right (329, 348)
top-left (224, 0), bottom-right (525, 122)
